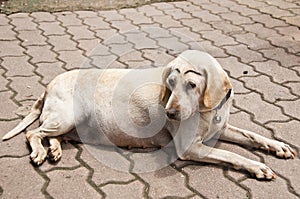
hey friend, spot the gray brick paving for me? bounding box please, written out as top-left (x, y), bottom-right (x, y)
top-left (0, 0), bottom-right (299, 198)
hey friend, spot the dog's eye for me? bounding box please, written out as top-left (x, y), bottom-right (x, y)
top-left (187, 82), bottom-right (196, 89)
top-left (168, 78), bottom-right (175, 87)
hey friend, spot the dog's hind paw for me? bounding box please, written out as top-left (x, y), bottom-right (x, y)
top-left (30, 147), bottom-right (47, 165)
top-left (48, 145), bottom-right (62, 162)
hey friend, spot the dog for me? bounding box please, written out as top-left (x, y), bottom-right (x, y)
top-left (2, 50), bottom-right (296, 179)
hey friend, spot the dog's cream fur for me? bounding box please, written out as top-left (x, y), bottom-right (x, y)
top-left (2, 50), bottom-right (295, 179)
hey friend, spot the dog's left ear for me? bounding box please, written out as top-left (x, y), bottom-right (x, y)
top-left (203, 64), bottom-right (232, 110)
top-left (160, 66), bottom-right (172, 102)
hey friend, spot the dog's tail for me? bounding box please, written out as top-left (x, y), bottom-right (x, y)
top-left (2, 92), bottom-right (46, 141)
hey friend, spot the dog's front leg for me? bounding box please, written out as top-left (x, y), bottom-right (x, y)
top-left (220, 125), bottom-right (296, 159)
top-left (180, 143), bottom-right (276, 180)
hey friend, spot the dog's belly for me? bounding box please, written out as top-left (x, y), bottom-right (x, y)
top-left (47, 67), bottom-right (171, 148)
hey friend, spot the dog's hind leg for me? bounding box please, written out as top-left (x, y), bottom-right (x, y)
top-left (26, 128), bottom-right (47, 165)
top-left (48, 137), bottom-right (63, 162)
top-left (26, 117), bottom-right (74, 165)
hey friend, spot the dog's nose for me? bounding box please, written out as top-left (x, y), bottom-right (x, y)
top-left (165, 108), bottom-right (179, 119)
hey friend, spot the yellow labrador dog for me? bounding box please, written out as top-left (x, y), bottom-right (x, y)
top-left (2, 50), bottom-right (295, 179)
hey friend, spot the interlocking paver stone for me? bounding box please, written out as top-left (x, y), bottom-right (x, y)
top-left (39, 21), bottom-right (66, 36)
top-left (249, 14), bottom-right (288, 28)
top-left (193, 40), bottom-right (228, 57)
top-left (0, 120), bottom-right (29, 156)
top-left (202, 29), bottom-right (238, 46)
top-left (156, 37), bottom-right (189, 55)
top-left (74, 11), bottom-right (99, 18)
top-left (260, 5), bottom-right (295, 18)
top-left (268, 35), bottom-right (300, 54)
top-left (217, 56), bottom-right (258, 78)
top-left (102, 180), bottom-right (145, 199)
top-left (47, 167), bottom-right (102, 198)
top-left (234, 92), bottom-right (290, 124)
top-left (9, 16), bottom-right (37, 31)
top-left (98, 10), bottom-right (124, 21)
top-left (283, 15), bottom-right (300, 27)
top-left (48, 35), bottom-right (77, 51)
top-left (77, 38), bottom-right (103, 55)
top-left (225, 44), bottom-right (267, 63)
top-left (121, 10), bottom-right (153, 25)
top-left (275, 26), bottom-right (300, 41)
top-left (141, 25), bottom-right (171, 38)
top-left (169, 27), bottom-right (202, 42)
top-left (67, 25), bottom-right (95, 40)
top-left (194, 10), bottom-right (223, 23)
top-left (219, 12), bottom-right (253, 25)
top-left (0, 14), bottom-right (10, 25)
top-left (260, 48), bottom-right (300, 68)
top-left (82, 17), bottom-right (110, 30)
top-left (18, 30), bottom-right (47, 46)
top-left (152, 15), bottom-right (182, 28)
top-left (9, 76), bottom-right (44, 101)
top-left (0, 157), bottom-right (45, 198)
top-left (139, 167), bottom-right (194, 198)
top-left (95, 28), bottom-right (118, 41)
top-left (242, 23), bottom-right (279, 39)
top-left (276, 100), bottom-right (300, 118)
top-left (125, 32), bottom-right (157, 49)
top-left (0, 0), bottom-right (299, 198)
top-left (0, 40), bottom-right (24, 56)
top-left (0, 91), bottom-right (21, 119)
top-left (80, 149), bottom-right (134, 185)
top-left (2, 56), bottom-right (35, 76)
top-left (30, 12), bottom-right (56, 22)
top-left (137, 5), bottom-right (164, 17)
top-left (285, 82), bottom-right (300, 96)
top-left (58, 50), bottom-right (86, 70)
top-left (241, 75), bottom-right (297, 102)
top-left (233, 32), bottom-right (272, 50)
top-left (26, 45), bottom-right (57, 63)
top-left (36, 62), bottom-right (66, 85)
top-left (110, 20), bottom-right (138, 33)
top-left (180, 18), bottom-right (213, 32)
top-left (0, 25), bottom-right (16, 40)
top-left (184, 165), bottom-right (248, 198)
top-left (266, 120), bottom-right (300, 150)
top-left (210, 21), bottom-right (244, 35)
top-left (242, 172), bottom-right (298, 199)
top-left (0, 69), bottom-right (8, 91)
top-left (55, 12), bottom-right (82, 26)
top-left (250, 60), bottom-right (299, 83)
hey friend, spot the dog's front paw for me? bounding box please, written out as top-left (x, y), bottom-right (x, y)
top-left (30, 147), bottom-right (47, 165)
top-left (249, 162), bottom-right (276, 180)
top-left (273, 142), bottom-right (296, 159)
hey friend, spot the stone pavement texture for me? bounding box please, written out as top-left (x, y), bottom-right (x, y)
top-left (0, 0), bottom-right (300, 198)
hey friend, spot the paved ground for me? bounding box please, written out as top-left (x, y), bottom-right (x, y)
top-left (0, 0), bottom-right (300, 198)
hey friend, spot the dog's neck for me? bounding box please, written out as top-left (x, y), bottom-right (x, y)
top-left (199, 89), bottom-right (232, 124)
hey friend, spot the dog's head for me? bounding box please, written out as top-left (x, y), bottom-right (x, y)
top-left (162, 50), bottom-right (232, 121)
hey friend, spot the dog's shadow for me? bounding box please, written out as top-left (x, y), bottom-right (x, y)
top-left (25, 130), bottom-right (275, 180)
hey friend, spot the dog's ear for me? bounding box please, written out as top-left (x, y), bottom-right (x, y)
top-left (160, 67), bottom-right (172, 102)
top-left (162, 66), bottom-right (172, 84)
top-left (203, 66), bottom-right (232, 110)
